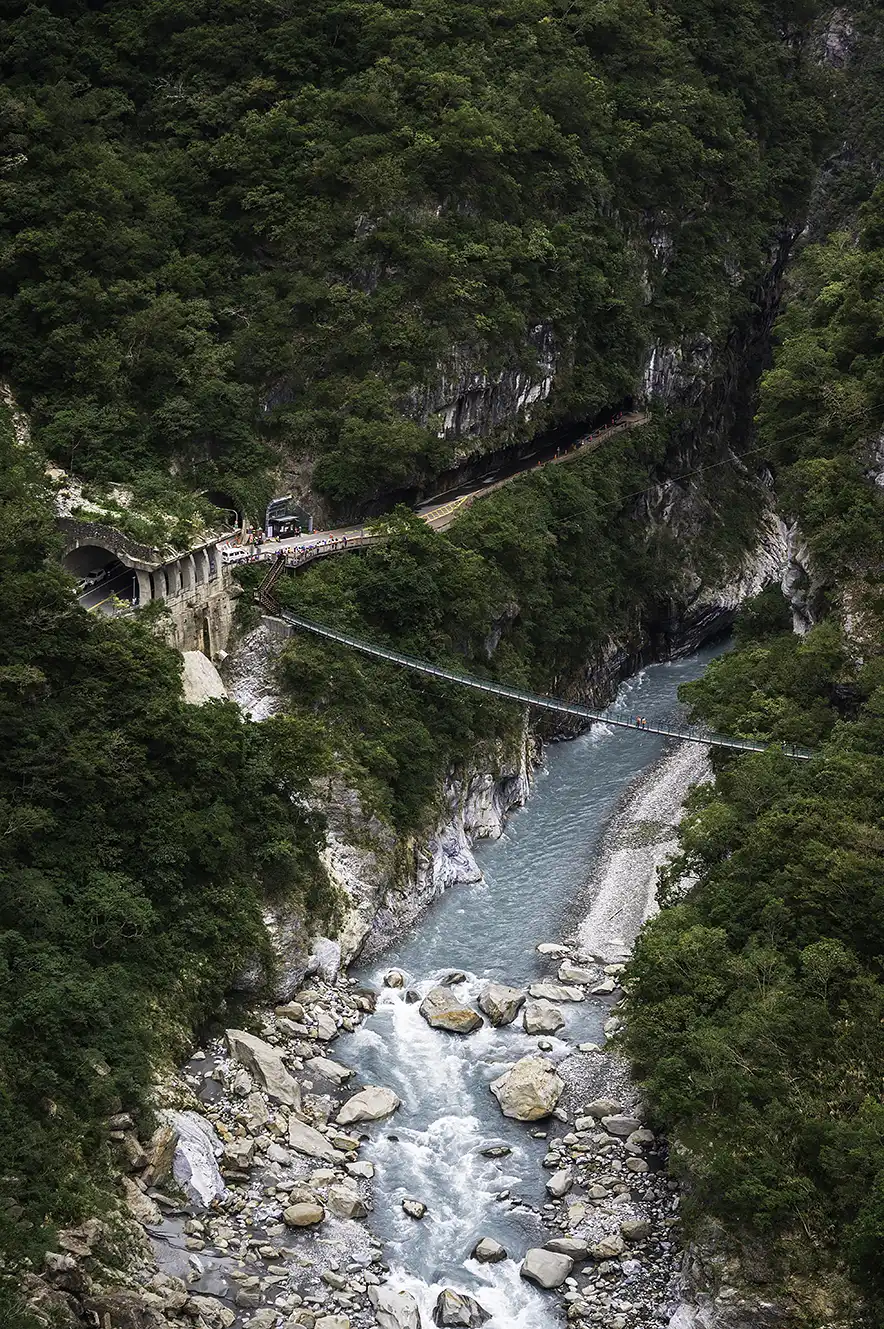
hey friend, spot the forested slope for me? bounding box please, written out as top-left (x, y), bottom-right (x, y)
top-left (0, 408), bottom-right (335, 1327)
top-left (623, 11), bottom-right (884, 1319)
top-left (0, 0), bottom-right (826, 510)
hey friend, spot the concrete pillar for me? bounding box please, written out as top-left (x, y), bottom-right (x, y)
top-left (151, 569), bottom-right (167, 600)
top-left (194, 548), bottom-right (210, 584)
top-left (135, 569), bottom-right (152, 605)
top-left (165, 560), bottom-right (182, 596)
top-left (180, 554), bottom-right (195, 593)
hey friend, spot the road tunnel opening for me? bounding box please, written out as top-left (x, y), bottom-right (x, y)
top-left (203, 491), bottom-right (243, 529)
top-left (64, 544), bottom-right (137, 609)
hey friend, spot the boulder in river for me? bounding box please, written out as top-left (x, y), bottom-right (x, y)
top-left (384, 970), bottom-right (406, 988)
top-left (305, 1055), bottom-right (353, 1085)
top-left (402, 1198), bottom-right (426, 1219)
top-left (432, 1288), bottom-right (490, 1326)
top-left (545, 1168), bottom-right (572, 1198)
top-left (521, 1247), bottom-right (574, 1289)
top-left (336, 1085), bottom-right (401, 1125)
top-left (523, 999), bottom-right (565, 1035)
top-left (490, 1056), bottom-right (564, 1121)
top-left (558, 961), bottom-right (594, 984)
top-left (528, 982), bottom-right (583, 1002)
top-left (472, 1236), bottom-right (507, 1263)
top-left (419, 986), bottom-right (483, 1033)
top-left (478, 983), bottom-right (526, 1027)
top-left (225, 1029), bottom-right (301, 1108)
top-left (369, 1284), bottom-right (421, 1329)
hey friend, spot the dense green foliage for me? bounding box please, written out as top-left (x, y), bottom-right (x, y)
top-left (0, 411), bottom-right (332, 1298)
top-left (625, 603), bottom-right (884, 1317)
top-left (0, 0), bottom-right (826, 509)
top-left (267, 413), bottom-right (763, 829)
top-left (758, 185), bottom-right (884, 578)
top-left (625, 37), bottom-right (884, 1315)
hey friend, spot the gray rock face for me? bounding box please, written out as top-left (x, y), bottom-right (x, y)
top-left (523, 999), bottom-right (565, 1035)
top-left (225, 1029), bottom-right (301, 1108)
top-left (369, 1285), bottom-right (421, 1329)
top-left (288, 1119), bottom-right (345, 1164)
top-left (419, 986), bottom-right (483, 1033)
top-left (163, 1111), bottom-right (228, 1210)
top-left (478, 983), bottom-right (526, 1026)
top-left (520, 1247), bottom-right (574, 1289)
top-left (490, 1056), bottom-right (564, 1121)
top-left (307, 936), bottom-right (341, 983)
top-left (472, 1236), bottom-right (507, 1263)
top-left (336, 1085), bottom-right (402, 1125)
top-left (432, 1288), bottom-right (490, 1326)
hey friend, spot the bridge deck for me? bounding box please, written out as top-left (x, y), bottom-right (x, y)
top-left (272, 611), bottom-right (812, 760)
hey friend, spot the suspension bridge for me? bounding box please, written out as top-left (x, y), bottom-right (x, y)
top-left (264, 606), bottom-right (812, 761)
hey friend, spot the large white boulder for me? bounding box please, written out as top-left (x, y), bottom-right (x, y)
top-left (490, 1056), bottom-right (563, 1121)
top-left (163, 1111), bottom-right (228, 1210)
top-left (181, 651), bottom-right (227, 705)
top-left (336, 1086), bottom-right (401, 1125)
top-left (369, 1285), bottom-right (421, 1329)
top-left (523, 999), bottom-right (565, 1035)
top-left (521, 1247), bottom-right (574, 1289)
top-left (225, 1029), bottom-right (301, 1108)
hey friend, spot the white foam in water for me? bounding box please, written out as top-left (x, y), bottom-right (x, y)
top-left (336, 644), bottom-right (729, 1329)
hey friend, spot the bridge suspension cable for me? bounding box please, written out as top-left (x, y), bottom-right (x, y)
top-left (269, 609), bottom-right (812, 760)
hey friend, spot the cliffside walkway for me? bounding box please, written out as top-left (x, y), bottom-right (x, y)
top-left (271, 610), bottom-right (813, 761)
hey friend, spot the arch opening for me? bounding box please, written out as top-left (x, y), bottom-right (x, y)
top-left (202, 490), bottom-right (243, 529)
top-left (64, 544), bottom-right (137, 612)
top-left (201, 617), bottom-right (213, 658)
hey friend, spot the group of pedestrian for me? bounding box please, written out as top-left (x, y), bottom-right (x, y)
top-left (635, 716), bottom-right (649, 729)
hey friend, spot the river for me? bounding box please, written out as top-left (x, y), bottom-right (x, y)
top-left (336, 642), bottom-right (725, 1328)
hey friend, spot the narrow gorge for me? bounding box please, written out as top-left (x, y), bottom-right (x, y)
top-left (1, 2), bottom-right (882, 1328)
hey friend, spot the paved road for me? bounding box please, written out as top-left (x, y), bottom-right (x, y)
top-left (222, 411), bottom-right (648, 565)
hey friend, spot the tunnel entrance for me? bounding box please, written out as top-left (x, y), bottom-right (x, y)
top-left (201, 617), bottom-right (213, 658)
top-left (64, 544), bottom-right (137, 611)
top-left (202, 490), bottom-right (243, 530)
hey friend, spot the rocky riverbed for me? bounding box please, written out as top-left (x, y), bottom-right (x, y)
top-left (35, 660), bottom-right (718, 1329)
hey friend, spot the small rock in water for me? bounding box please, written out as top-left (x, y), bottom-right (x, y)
top-left (432, 1288), bottom-right (490, 1326)
top-left (336, 1086), bottom-right (401, 1125)
top-left (521, 1248), bottom-right (574, 1289)
top-left (480, 1145), bottom-right (511, 1158)
top-left (401, 1198), bottom-right (427, 1220)
top-left (592, 976), bottom-right (618, 995)
top-left (536, 943), bottom-right (570, 957)
top-left (384, 970), bottom-right (406, 988)
top-left (441, 970), bottom-right (467, 985)
top-left (472, 1236), bottom-right (507, 1263)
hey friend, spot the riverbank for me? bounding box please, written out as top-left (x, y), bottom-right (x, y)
top-left (32, 655), bottom-right (717, 1329)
